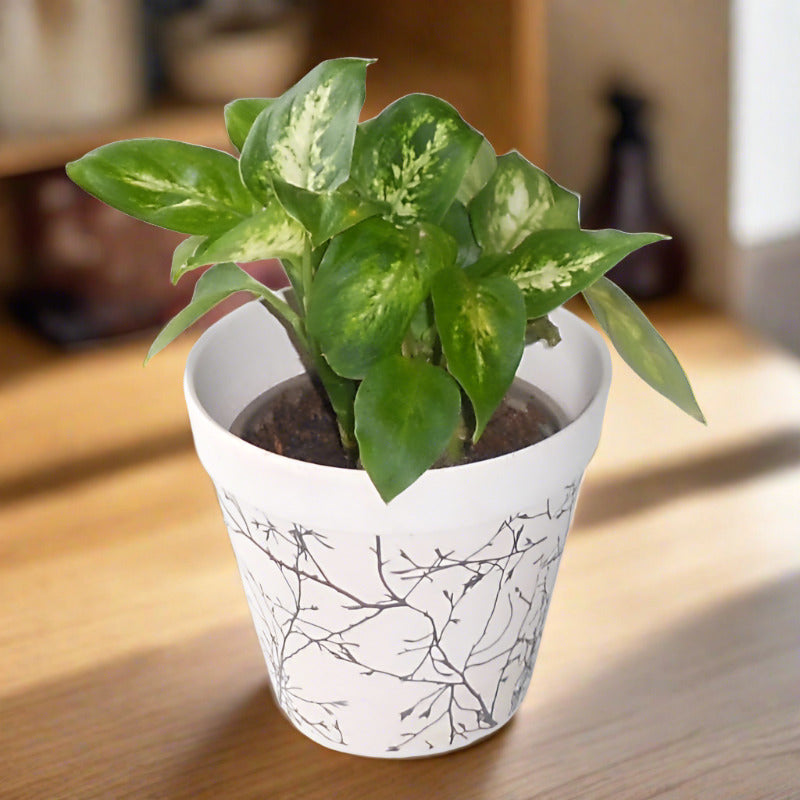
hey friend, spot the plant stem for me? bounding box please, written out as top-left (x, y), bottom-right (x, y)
top-left (310, 344), bottom-right (358, 452)
top-left (295, 234), bottom-right (358, 457)
top-left (258, 290), bottom-right (308, 351)
top-left (443, 412), bottom-right (469, 465)
top-left (301, 236), bottom-right (314, 314)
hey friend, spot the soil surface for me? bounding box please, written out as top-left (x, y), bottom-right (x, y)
top-left (231, 373), bottom-right (565, 469)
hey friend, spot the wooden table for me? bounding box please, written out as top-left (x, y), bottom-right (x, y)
top-left (1, 300), bottom-right (799, 799)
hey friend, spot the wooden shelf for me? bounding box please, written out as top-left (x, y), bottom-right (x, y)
top-left (314, 0), bottom-right (548, 164)
top-left (0, 104), bottom-right (228, 179)
top-left (0, 63), bottom-right (487, 181)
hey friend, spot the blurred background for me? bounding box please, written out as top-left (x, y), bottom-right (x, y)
top-left (0, 0), bottom-right (797, 350)
top-left (3, 8), bottom-right (800, 790)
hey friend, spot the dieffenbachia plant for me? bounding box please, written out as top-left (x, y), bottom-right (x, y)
top-left (66, 57), bottom-right (704, 502)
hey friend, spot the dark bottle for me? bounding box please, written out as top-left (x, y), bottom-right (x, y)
top-left (583, 90), bottom-right (687, 300)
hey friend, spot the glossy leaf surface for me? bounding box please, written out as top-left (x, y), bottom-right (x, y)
top-left (176, 201), bottom-right (307, 279)
top-left (583, 276), bottom-right (705, 422)
top-left (432, 267), bottom-right (526, 438)
top-left (239, 58), bottom-right (371, 200)
top-left (307, 218), bottom-right (455, 378)
top-left (351, 94), bottom-right (483, 222)
top-left (355, 356), bottom-right (461, 502)
top-left (499, 228), bottom-right (667, 318)
top-left (66, 139), bottom-right (258, 235)
top-left (470, 151), bottom-right (580, 254)
top-left (455, 136), bottom-right (497, 205)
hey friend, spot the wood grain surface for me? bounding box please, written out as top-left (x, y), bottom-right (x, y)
top-left (1, 300), bottom-right (799, 799)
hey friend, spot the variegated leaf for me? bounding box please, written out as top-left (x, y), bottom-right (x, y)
top-left (273, 179), bottom-right (383, 246)
top-left (224, 97), bottom-right (275, 153)
top-left (355, 355), bottom-right (461, 502)
top-left (146, 262), bottom-right (291, 362)
top-left (470, 151), bottom-right (580, 254)
top-left (307, 217), bottom-right (456, 379)
top-left (66, 139), bottom-right (259, 235)
top-left (351, 93), bottom-right (484, 223)
top-left (455, 136), bottom-right (497, 205)
top-left (239, 57), bottom-right (371, 201)
top-left (431, 267), bottom-right (526, 439)
top-left (583, 276), bottom-right (705, 423)
top-left (498, 228), bottom-right (667, 318)
top-left (169, 200), bottom-right (307, 282)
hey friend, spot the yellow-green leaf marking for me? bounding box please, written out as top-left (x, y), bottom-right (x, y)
top-left (469, 151), bottom-right (580, 254)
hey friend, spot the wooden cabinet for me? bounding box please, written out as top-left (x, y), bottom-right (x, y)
top-left (0, 1), bottom-right (547, 285)
top-left (0, 0), bottom-right (546, 179)
top-left (313, 0), bottom-right (547, 163)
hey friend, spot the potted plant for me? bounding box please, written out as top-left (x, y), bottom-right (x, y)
top-left (67, 58), bottom-right (703, 758)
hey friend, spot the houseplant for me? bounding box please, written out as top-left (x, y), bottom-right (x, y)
top-left (67, 57), bottom-right (703, 757)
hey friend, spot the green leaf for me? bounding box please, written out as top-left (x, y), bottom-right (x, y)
top-left (146, 262), bottom-right (285, 362)
top-left (583, 276), bottom-right (706, 423)
top-left (439, 201), bottom-right (480, 268)
top-left (432, 267), bottom-right (526, 439)
top-left (239, 57), bottom-right (372, 201)
top-left (273, 179), bottom-right (383, 246)
top-left (351, 93), bottom-right (484, 223)
top-left (66, 139), bottom-right (258, 236)
top-left (456, 136), bottom-right (497, 205)
top-left (307, 217), bottom-right (455, 379)
top-left (498, 228), bottom-right (667, 318)
top-left (224, 98), bottom-right (275, 153)
top-left (355, 356), bottom-right (461, 502)
top-left (469, 151), bottom-right (580, 254)
top-left (174, 200), bottom-right (306, 279)
top-left (171, 235), bottom-right (207, 284)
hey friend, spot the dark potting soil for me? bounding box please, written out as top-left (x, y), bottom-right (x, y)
top-left (230, 373), bottom-right (566, 470)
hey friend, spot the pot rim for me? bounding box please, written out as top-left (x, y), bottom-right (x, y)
top-left (184, 300), bottom-right (612, 533)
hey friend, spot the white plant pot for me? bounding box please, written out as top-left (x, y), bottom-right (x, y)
top-left (184, 300), bottom-right (612, 758)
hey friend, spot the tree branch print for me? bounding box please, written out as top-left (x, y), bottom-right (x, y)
top-left (218, 481), bottom-right (578, 753)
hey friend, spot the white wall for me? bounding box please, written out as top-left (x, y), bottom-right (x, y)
top-left (729, 0), bottom-right (800, 354)
top-left (547, 0), bottom-right (730, 305)
top-left (730, 0), bottom-right (800, 247)
top-left (547, 1), bottom-right (800, 353)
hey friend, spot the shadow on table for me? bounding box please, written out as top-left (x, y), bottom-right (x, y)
top-left (0, 621), bottom-right (511, 799)
top-left (3, 579), bottom-right (798, 798)
top-left (522, 571), bottom-right (800, 796)
top-left (575, 428), bottom-right (800, 528)
top-left (0, 428), bottom-right (194, 506)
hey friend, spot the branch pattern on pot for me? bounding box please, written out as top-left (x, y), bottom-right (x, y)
top-left (218, 482), bottom-right (578, 755)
